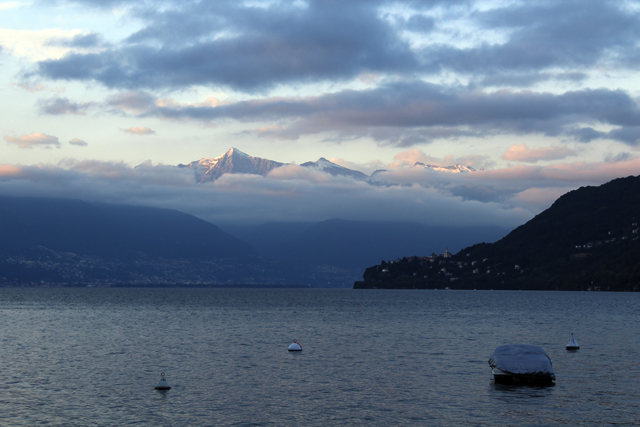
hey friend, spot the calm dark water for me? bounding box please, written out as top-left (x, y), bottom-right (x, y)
top-left (0, 288), bottom-right (638, 426)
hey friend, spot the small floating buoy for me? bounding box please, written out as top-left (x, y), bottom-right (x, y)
top-left (288, 339), bottom-right (302, 351)
top-left (154, 372), bottom-right (171, 390)
top-left (566, 333), bottom-right (580, 350)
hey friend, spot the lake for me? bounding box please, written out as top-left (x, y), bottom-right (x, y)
top-left (1, 288), bottom-right (638, 426)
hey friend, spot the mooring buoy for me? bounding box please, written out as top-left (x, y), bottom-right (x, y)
top-left (154, 372), bottom-right (171, 390)
top-left (566, 333), bottom-right (580, 350)
top-left (288, 339), bottom-right (302, 351)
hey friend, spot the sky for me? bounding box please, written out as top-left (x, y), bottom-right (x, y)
top-left (1, 0), bottom-right (640, 227)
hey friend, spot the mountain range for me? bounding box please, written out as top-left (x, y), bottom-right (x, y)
top-left (178, 147), bottom-right (475, 183)
top-left (4, 173), bottom-right (639, 290)
top-left (0, 195), bottom-right (508, 287)
top-left (354, 175), bottom-right (640, 292)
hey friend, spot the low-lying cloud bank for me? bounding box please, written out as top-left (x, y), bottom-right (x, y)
top-left (3, 156), bottom-right (639, 228)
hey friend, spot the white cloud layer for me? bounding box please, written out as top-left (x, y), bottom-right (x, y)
top-left (2, 156), bottom-right (639, 227)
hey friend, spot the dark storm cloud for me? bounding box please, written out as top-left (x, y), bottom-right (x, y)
top-left (45, 32), bottom-right (105, 48)
top-left (33, 1), bottom-right (640, 92)
top-left (135, 81), bottom-right (640, 146)
top-left (38, 97), bottom-right (95, 115)
top-left (37, 1), bottom-right (420, 92)
top-left (605, 152), bottom-right (636, 163)
top-left (437, 0), bottom-right (640, 76)
top-left (606, 126), bottom-right (640, 146)
top-left (403, 14), bottom-right (436, 33)
top-left (478, 71), bottom-right (589, 88)
top-left (570, 126), bottom-right (640, 146)
top-left (42, 0), bottom-right (135, 8)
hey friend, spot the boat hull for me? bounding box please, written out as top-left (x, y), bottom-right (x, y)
top-left (492, 368), bottom-right (555, 385)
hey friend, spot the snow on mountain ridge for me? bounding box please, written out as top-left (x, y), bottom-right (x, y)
top-left (226, 147), bottom-right (250, 158)
top-left (413, 162), bottom-right (476, 173)
top-left (301, 157), bottom-right (368, 180)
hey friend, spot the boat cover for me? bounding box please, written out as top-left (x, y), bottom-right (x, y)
top-left (488, 345), bottom-right (554, 376)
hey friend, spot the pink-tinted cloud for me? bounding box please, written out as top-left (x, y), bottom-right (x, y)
top-left (391, 149), bottom-right (430, 168)
top-left (503, 144), bottom-right (577, 163)
top-left (120, 126), bottom-right (156, 136)
top-left (4, 133), bottom-right (60, 149)
top-left (15, 81), bottom-right (45, 92)
top-left (384, 149), bottom-right (494, 171)
top-left (0, 164), bottom-right (23, 177)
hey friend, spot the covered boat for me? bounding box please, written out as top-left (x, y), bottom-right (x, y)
top-left (566, 333), bottom-right (579, 350)
top-left (488, 345), bottom-right (555, 385)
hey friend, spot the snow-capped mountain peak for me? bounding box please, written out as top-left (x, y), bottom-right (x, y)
top-left (412, 162), bottom-right (476, 173)
top-left (178, 148), bottom-right (285, 183)
top-left (226, 147), bottom-right (250, 158)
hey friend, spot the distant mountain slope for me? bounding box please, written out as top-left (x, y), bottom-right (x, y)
top-left (0, 196), bottom-right (255, 258)
top-left (354, 176), bottom-right (640, 291)
top-left (285, 219), bottom-right (507, 268)
top-left (221, 219), bottom-right (509, 287)
top-left (223, 219), bottom-right (509, 268)
top-left (0, 196), bottom-right (265, 285)
top-left (179, 147), bottom-right (284, 183)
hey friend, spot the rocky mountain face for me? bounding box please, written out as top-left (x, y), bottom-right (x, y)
top-left (179, 148), bottom-right (285, 183)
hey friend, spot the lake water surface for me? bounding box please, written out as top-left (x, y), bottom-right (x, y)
top-left (1, 288), bottom-right (638, 426)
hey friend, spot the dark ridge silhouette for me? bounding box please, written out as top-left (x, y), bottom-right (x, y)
top-left (0, 195), bottom-right (256, 259)
top-left (355, 176), bottom-right (640, 291)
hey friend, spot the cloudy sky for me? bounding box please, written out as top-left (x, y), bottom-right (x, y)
top-left (1, 0), bottom-right (640, 227)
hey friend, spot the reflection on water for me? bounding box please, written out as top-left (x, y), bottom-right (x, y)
top-left (490, 382), bottom-right (556, 401)
top-left (0, 288), bottom-right (638, 426)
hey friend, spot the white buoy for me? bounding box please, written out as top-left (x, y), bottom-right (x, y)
top-left (566, 333), bottom-right (580, 350)
top-left (154, 372), bottom-right (171, 390)
top-left (288, 339), bottom-right (302, 351)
